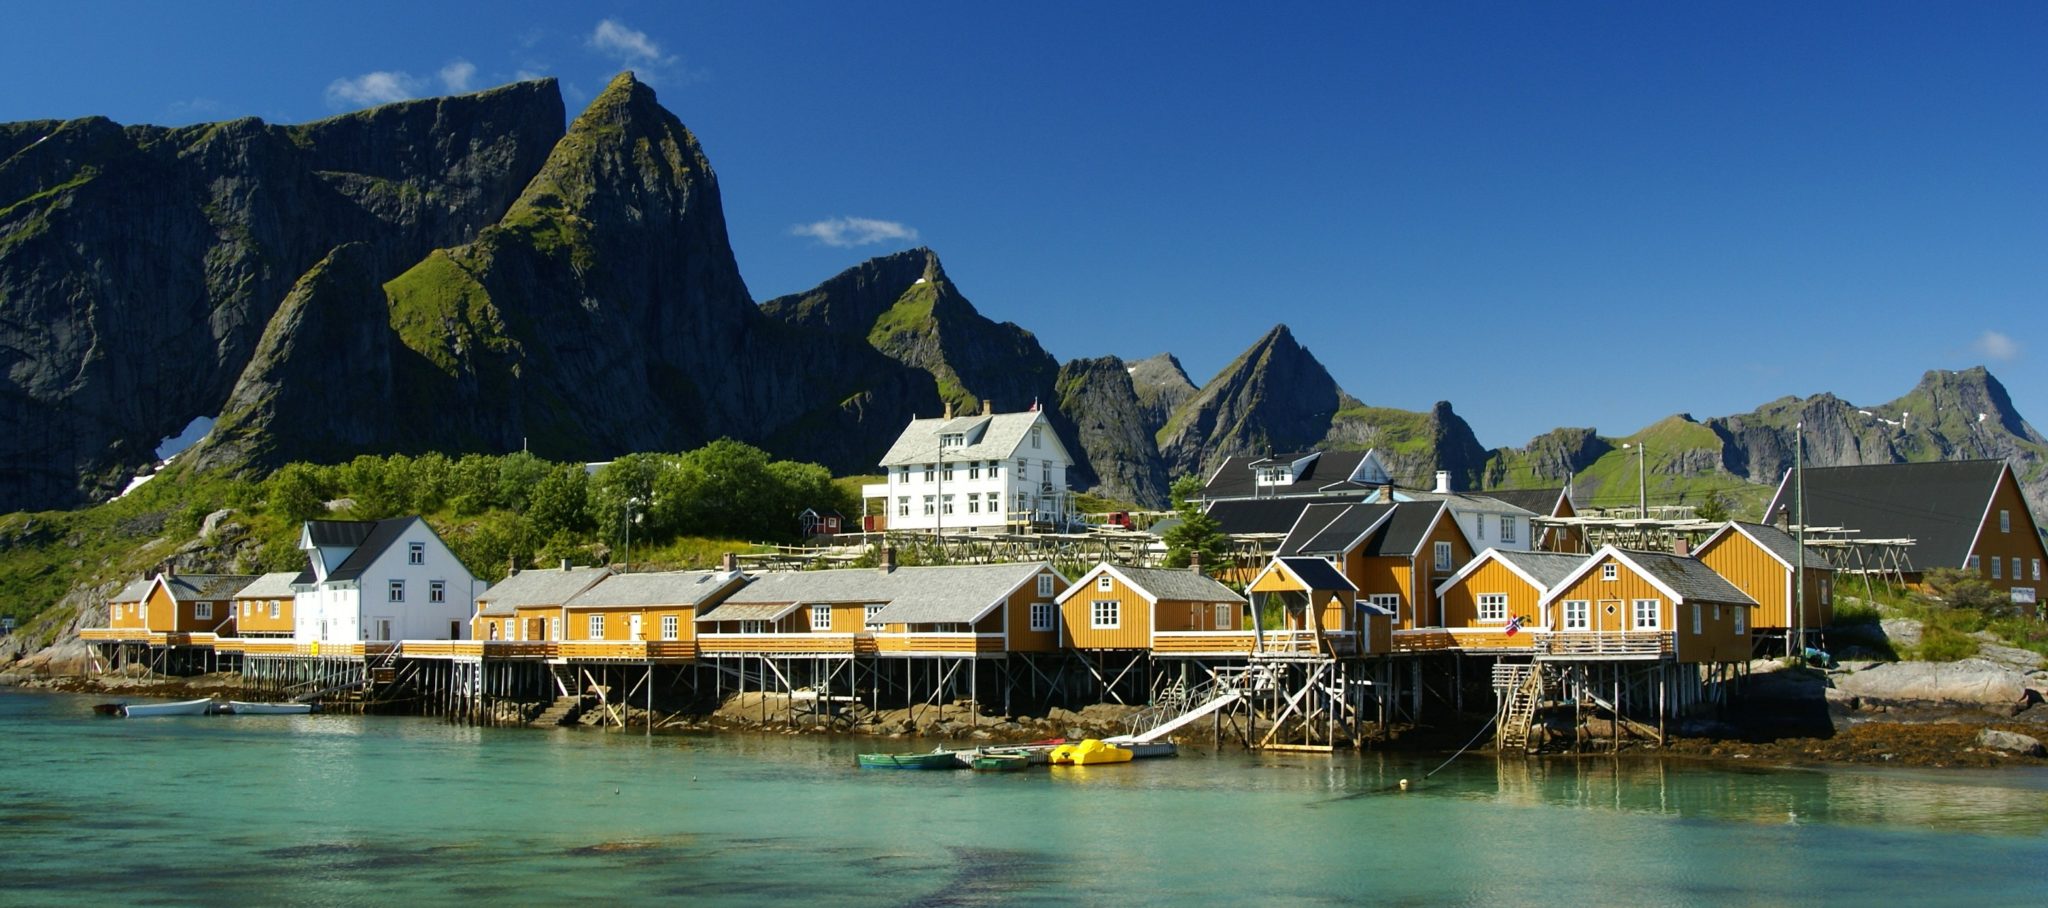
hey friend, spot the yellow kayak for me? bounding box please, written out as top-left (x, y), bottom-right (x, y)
top-left (1051, 739), bottom-right (1132, 765)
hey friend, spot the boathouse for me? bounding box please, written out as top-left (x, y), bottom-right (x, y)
top-left (233, 572), bottom-right (301, 638)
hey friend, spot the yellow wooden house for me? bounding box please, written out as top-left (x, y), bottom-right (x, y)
top-left (1053, 564), bottom-right (1247, 653)
top-left (1536, 546), bottom-right (1755, 663)
top-left (139, 572), bottom-right (257, 635)
top-left (559, 569), bottom-right (747, 659)
top-left (232, 572), bottom-right (301, 637)
top-left (1279, 500), bottom-right (1476, 633)
top-left (1244, 556), bottom-right (1389, 655)
top-left (1694, 521), bottom-right (1834, 637)
top-left (1433, 548), bottom-right (1591, 652)
top-left (469, 565), bottom-right (611, 643)
top-left (103, 578), bottom-right (155, 635)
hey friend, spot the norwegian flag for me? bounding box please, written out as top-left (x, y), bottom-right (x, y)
top-left (1504, 614), bottom-right (1524, 638)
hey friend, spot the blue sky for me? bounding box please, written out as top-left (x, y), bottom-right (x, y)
top-left (5, 3), bottom-right (2044, 448)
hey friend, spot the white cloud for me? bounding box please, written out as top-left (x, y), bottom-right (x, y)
top-left (1974, 330), bottom-right (2021, 361)
top-left (789, 217), bottom-right (921, 248)
top-left (325, 71), bottom-right (420, 108)
top-left (439, 59), bottom-right (477, 93)
top-left (588, 18), bottom-right (674, 65)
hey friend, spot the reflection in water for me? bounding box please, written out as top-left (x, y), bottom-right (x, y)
top-left (3, 690), bottom-right (2044, 906)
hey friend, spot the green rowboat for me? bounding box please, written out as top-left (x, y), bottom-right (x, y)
top-left (857, 750), bottom-right (964, 770)
top-left (970, 752), bottom-right (1030, 772)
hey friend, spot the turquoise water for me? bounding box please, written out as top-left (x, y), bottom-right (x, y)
top-left (3, 691), bottom-right (2046, 906)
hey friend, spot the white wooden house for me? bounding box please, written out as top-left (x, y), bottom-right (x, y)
top-left (291, 517), bottom-right (479, 642)
top-left (864, 401), bottom-right (1076, 533)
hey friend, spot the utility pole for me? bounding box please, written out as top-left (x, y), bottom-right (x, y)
top-left (1794, 421), bottom-right (1807, 658)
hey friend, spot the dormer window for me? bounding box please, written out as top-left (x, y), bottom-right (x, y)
top-left (940, 433), bottom-right (965, 448)
top-left (1256, 466), bottom-right (1294, 486)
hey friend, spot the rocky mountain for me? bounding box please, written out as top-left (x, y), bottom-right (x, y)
top-left (1053, 357), bottom-right (1168, 506)
top-left (0, 79), bottom-right (566, 511)
top-left (1126, 353), bottom-right (1197, 434)
top-left (1155, 325), bottom-right (1345, 480)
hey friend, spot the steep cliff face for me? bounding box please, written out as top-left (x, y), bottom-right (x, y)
top-left (761, 247), bottom-right (1102, 486)
top-left (0, 81), bottom-right (565, 510)
top-left (1483, 427), bottom-right (1609, 488)
top-left (1054, 357), bottom-right (1169, 507)
top-left (1126, 353), bottom-right (1197, 436)
top-left (190, 73), bottom-right (936, 475)
top-left (1155, 325), bottom-right (1343, 480)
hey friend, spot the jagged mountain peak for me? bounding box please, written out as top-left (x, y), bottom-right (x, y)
top-left (1155, 324), bottom-right (1341, 480)
top-left (761, 246), bottom-right (951, 335)
top-left (513, 71), bottom-right (717, 223)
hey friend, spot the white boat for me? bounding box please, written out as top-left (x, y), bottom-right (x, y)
top-left (117, 698), bottom-right (221, 717)
top-left (223, 701), bottom-right (314, 715)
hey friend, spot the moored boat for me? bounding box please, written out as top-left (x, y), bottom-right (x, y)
top-left (970, 752), bottom-right (1031, 772)
top-left (223, 701), bottom-right (315, 715)
top-left (116, 698), bottom-right (221, 717)
top-left (857, 750), bottom-right (966, 770)
top-left (1049, 739), bottom-right (1134, 765)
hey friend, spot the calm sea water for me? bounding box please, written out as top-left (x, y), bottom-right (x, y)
top-left (3, 690), bottom-right (2045, 906)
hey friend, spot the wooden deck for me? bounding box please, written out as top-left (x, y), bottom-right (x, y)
top-left (697, 633), bottom-right (857, 655)
top-left (872, 633), bottom-right (1006, 655)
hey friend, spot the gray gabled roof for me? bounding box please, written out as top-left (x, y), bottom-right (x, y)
top-left (162, 574), bottom-right (261, 602)
top-left (1206, 498), bottom-right (1327, 537)
top-left (1479, 488), bottom-right (1567, 516)
top-left (233, 572), bottom-right (301, 600)
top-left (566, 571), bottom-right (745, 610)
top-left (867, 563), bottom-right (1050, 624)
top-left (1620, 550), bottom-right (1757, 606)
top-left (1709, 522), bottom-right (1831, 570)
top-left (110, 579), bottom-right (155, 604)
top-left (304, 520), bottom-right (377, 547)
top-left (1763, 460), bottom-right (2011, 569)
top-left (1066, 565), bottom-right (1243, 604)
top-left (474, 566), bottom-right (611, 616)
top-left (1491, 550), bottom-right (1590, 590)
top-left (878, 410), bottom-right (1068, 467)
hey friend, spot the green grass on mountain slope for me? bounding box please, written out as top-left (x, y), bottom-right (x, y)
top-left (866, 281), bottom-right (977, 413)
top-left (1326, 403), bottom-right (1436, 456)
top-left (1567, 416), bottom-right (1772, 517)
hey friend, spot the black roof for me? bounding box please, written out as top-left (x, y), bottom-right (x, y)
top-left (305, 520), bottom-right (377, 547)
top-left (1208, 498), bottom-right (1325, 536)
top-left (1479, 488), bottom-right (1565, 515)
top-left (324, 517), bottom-right (423, 582)
top-left (1360, 502), bottom-right (1446, 558)
top-left (1279, 503), bottom-right (1394, 556)
top-left (1201, 451), bottom-right (1381, 501)
top-left (1274, 556), bottom-right (1355, 591)
top-left (1764, 460), bottom-right (2009, 569)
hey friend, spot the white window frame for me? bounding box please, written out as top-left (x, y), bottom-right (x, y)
top-left (1501, 516), bottom-right (1516, 544)
top-left (988, 493), bottom-right (1001, 515)
top-left (429, 580), bottom-right (445, 604)
top-left (969, 462), bottom-right (982, 480)
top-left (2001, 509), bottom-right (2011, 533)
top-left (1090, 600), bottom-right (1119, 629)
top-left (923, 496), bottom-right (936, 516)
top-left (269, 601), bottom-right (281, 620)
top-left (923, 464), bottom-right (935, 482)
top-left (550, 617), bottom-right (561, 640)
top-left (863, 604), bottom-right (885, 631)
top-left (897, 497), bottom-right (910, 517)
top-left (408, 542), bottom-right (426, 565)
top-left (2034, 559), bottom-right (2042, 582)
top-left (1097, 574), bottom-right (1113, 592)
top-left (1632, 598), bottom-right (1660, 631)
top-left (966, 492), bottom-right (980, 514)
top-left (2013, 558), bottom-right (2024, 583)
top-left (1037, 575), bottom-right (1055, 597)
top-left (1970, 554), bottom-right (1982, 573)
top-left (1476, 519), bottom-right (1486, 541)
top-left (1369, 594), bottom-right (1401, 622)
top-left (1564, 600), bottom-right (1590, 630)
top-left (388, 580), bottom-right (405, 603)
top-left (1691, 604), bottom-right (1702, 635)
top-left (1602, 563), bottom-right (1618, 581)
top-left (1030, 602), bottom-right (1055, 632)
top-left (1992, 557), bottom-right (2003, 580)
top-left (1031, 426), bottom-right (1043, 448)
top-left (942, 495), bottom-right (955, 515)
top-left (1434, 541), bottom-right (1452, 571)
top-left (1215, 602), bottom-right (1234, 630)
top-left (195, 601), bottom-right (212, 620)
top-left (740, 619), bottom-right (766, 635)
top-left (588, 614), bottom-right (604, 639)
top-left (1477, 593), bottom-right (1507, 623)
top-left (661, 615), bottom-right (679, 641)
top-left (811, 604), bottom-right (832, 632)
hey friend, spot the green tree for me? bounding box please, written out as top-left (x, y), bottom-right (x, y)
top-left (450, 454), bottom-right (501, 516)
top-left (409, 452), bottom-right (453, 513)
top-left (1162, 474), bottom-right (1228, 572)
top-left (495, 451), bottom-right (550, 513)
top-left (266, 463), bottom-right (329, 524)
top-left (527, 464), bottom-right (591, 539)
top-left (1169, 474), bottom-right (1204, 510)
top-left (1693, 492), bottom-right (1731, 524)
top-left (590, 453), bottom-right (668, 544)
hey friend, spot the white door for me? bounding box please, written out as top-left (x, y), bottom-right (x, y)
top-left (374, 618), bottom-right (394, 641)
top-left (629, 614), bottom-right (643, 641)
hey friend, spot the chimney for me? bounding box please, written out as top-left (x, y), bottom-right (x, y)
top-left (560, 558), bottom-right (571, 572)
top-left (720, 552), bottom-right (738, 573)
top-left (943, 400), bottom-right (954, 419)
top-left (1379, 482), bottom-right (1396, 504)
top-left (1189, 551), bottom-right (1203, 574)
top-left (981, 399), bottom-right (992, 416)
top-left (1672, 537), bottom-right (1691, 558)
top-left (1773, 504), bottom-right (1791, 532)
top-left (879, 545), bottom-right (897, 573)
top-left (507, 554), bottom-right (519, 577)
top-left (1433, 471), bottom-right (1451, 494)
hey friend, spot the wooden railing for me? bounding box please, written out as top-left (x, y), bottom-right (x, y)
top-left (1391, 629), bottom-right (1457, 652)
top-left (1538, 631), bottom-right (1671, 657)
top-left (872, 633), bottom-right (1005, 654)
top-left (1447, 628), bottom-right (1540, 651)
top-left (697, 633), bottom-right (857, 655)
top-left (1150, 631), bottom-right (1257, 655)
top-left (79, 628), bottom-right (136, 641)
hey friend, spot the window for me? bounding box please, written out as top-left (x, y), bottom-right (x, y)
top-left (988, 493), bottom-right (1001, 514)
top-left (942, 463), bottom-right (955, 481)
top-left (1734, 607), bottom-right (1745, 635)
top-left (269, 601), bottom-right (280, 620)
top-left (966, 493), bottom-right (980, 514)
top-left (1992, 557), bottom-right (2003, 580)
top-left (970, 462), bottom-right (982, 480)
top-left (923, 464), bottom-right (935, 482)
top-left (1037, 574), bottom-right (1055, 597)
top-left (588, 615), bottom-right (604, 639)
top-left (1501, 516), bottom-right (1517, 544)
top-left (942, 495), bottom-right (955, 515)
top-left (864, 604), bottom-right (885, 631)
top-left (388, 580), bottom-right (405, 603)
top-left (1601, 563), bottom-right (1618, 581)
top-left (1632, 599), bottom-right (1660, 631)
top-left (2001, 509), bottom-right (2011, 533)
top-left (1692, 604), bottom-right (1702, 635)
top-left (1031, 426), bottom-right (1043, 448)
top-left (740, 620), bottom-right (766, 634)
top-left (550, 618), bottom-right (561, 640)
top-left (1215, 602), bottom-right (1234, 629)
top-left (898, 465), bottom-right (911, 482)
top-left (196, 601), bottom-right (213, 620)
top-left (1820, 576), bottom-right (1832, 604)
top-left (897, 497), bottom-right (910, 517)
top-left (1434, 542), bottom-right (1452, 571)
top-left (1097, 574), bottom-right (1114, 592)
top-left (2035, 559), bottom-right (2042, 582)
top-left (988, 463), bottom-right (1001, 479)
top-left (1477, 519), bottom-right (1486, 541)
top-left (1091, 600), bottom-right (1120, 629)
top-left (429, 580), bottom-right (445, 604)
top-left (1369, 594), bottom-right (1401, 619)
top-left (408, 542), bottom-right (426, 565)
top-left (1030, 602), bottom-right (1055, 632)
top-left (661, 615), bottom-right (679, 640)
top-left (923, 496), bottom-right (936, 516)
top-left (1477, 594), bottom-right (1507, 623)
top-left (487, 621), bottom-right (499, 640)
top-left (941, 433), bottom-right (964, 448)
top-left (811, 604), bottom-right (832, 631)
top-left (1970, 555), bottom-right (1982, 574)
top-left (1041, 462), bottom-right (1051, 483)
top-left (1564, 599), bottom-right (1590, 630)
top-left (2013, 558), bottom-right (2024, 583)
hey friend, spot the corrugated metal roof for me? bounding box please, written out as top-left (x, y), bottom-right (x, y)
top-left (567, 571), bottom-right (743, 609)
top-left (474, 567), bottom-right (611, 616)
top-left (233, 572), bottom-right (301, 600)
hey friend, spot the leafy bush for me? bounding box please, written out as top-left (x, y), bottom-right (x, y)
top-left (1830, 599), bottom-right (1883, 627)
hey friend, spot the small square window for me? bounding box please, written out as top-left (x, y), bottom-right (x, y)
top-left (1633, 599), bottom-right (1660, 631)
top-left (1601, 563), bottom-right (1618, 581)
top-left (388, 580), bottom-right (405, 603)
top-left (1090, 600), bottom-right (1119, 629)
top-left (1097, 574), bottom-right (1113, 592)
top-left (1563, 600), bottom-right (1590, 630)
top-left (196, 601), bottom-right (213, 620)
top-left (1477, 594), bottom-right (1507, 622)
top-left (1030, 602), bottom-right (1055, 632)
top-left (408, 542), bottom-right (425, 565)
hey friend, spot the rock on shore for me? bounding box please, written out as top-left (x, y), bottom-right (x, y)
top-left (1830, 658), bottom-right (2046, 712)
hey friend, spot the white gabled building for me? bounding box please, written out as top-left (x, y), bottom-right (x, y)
top-left (864, 402), bottom-right (1076, 533)
top-left (291, 517), bottom-right (480, 643)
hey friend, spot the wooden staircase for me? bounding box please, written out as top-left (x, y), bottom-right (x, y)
top-left (532, 694), bottom-right (585, 727)
top-left (1495, 664), bottom-right (1547, 754)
